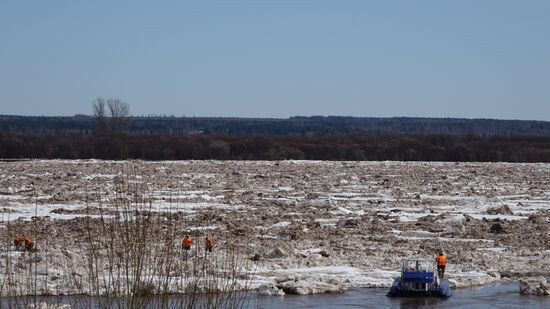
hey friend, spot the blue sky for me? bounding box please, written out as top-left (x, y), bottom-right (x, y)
top-left (1, 1), bottom-right (549, 120)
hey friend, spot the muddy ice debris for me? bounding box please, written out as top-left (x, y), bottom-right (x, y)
top-left (339, 218), bottom-right (362, 228)
top-left (266, 247), bottom-right (289, 259)
top-left (257, 284), bottom-right (285, 296)
top-left (519, 277), bottom-right (550, 296)
top-left (445, 221), bottom-right (465, 234)
top-left (2, 160), bottom-right (550, 296)
top-left (489, 223), bottom-right (506, 234)
top-left (277, 280), bottom-right (345, 295)
top-left (528, 211), bottom-right (550, 224)
top-left (487, 205), bottom-right (514, 215)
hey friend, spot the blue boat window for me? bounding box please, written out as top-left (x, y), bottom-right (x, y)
top-left (401, 259), bottom-right (435, 273)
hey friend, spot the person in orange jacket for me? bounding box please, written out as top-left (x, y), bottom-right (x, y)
top-left (182, 235), bottom-right (193, 251)
top-left (205, 235), bottom-right (214, 253)
top-left (436, 251), bottom-right (447, 278)
top-left (14, 236), bottom-right (34, 251)
top-left (14, 236), bottom-right (24, 250)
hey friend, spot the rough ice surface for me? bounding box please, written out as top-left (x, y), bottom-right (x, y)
top-left (0, 160), bottom-right (549, 296)
top-left (519, 277), bottom-right (550, 296)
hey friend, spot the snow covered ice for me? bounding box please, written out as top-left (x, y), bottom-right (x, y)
top-left (0, 160), bottom-right (549, 296)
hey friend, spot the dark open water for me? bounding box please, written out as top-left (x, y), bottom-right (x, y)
top-left (254, 284), bottom-right (548, 309)
top-left (1, 284), bottom-right (547, 308)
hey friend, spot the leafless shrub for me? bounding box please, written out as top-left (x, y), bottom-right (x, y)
top-left (0, 164), bottom-right (256, 309)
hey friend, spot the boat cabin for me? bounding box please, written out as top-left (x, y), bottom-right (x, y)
top-left (400, 258), bottom-right (438, 292)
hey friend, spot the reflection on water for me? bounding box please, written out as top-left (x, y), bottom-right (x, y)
top-left (391, 297), bottom-right (447, 308)
top-left (1, 284), bottom-right (547, 308)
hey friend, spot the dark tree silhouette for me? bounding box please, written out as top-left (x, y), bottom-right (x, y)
top-left (92, 97), bottom-right (130, 134)
top-left (91, 98), bottom-right (107, 133)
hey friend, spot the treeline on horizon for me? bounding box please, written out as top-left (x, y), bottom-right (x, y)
top-left (1, 132), bottom-right (549, 162)
top-left (2, 114), bottom-right (550, 137)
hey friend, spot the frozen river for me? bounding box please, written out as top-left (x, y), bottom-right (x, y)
top-left (1, 160), bottom-right (549, 300)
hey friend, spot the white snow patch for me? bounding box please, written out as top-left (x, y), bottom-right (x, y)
top-left (253, 266), bottom-right (399, 288)
top-left (468, 214), bottom-right (528, 221)
top-left (314, 218), bottom-right (338, 227)
top-left (336, 207), bottom-right (353, 214)
top-left (271, 221), bottom-right (291, 228)
top-left (278, 187), bottom-right (293, 192)
top-left (188, 225), bottom-right (218, 231)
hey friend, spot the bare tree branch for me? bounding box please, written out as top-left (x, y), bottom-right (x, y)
top-left (92, 98), bottom-right (130, 134)
top-left (107, 99), bottom-right (130, 133)
top-left (92, 98), bottom-right (107, 133)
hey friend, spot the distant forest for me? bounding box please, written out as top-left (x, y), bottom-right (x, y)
top-left (2, 115), bottom-right (550, 136)
top-left (1, 132), bottom-right (549, 162)
top-left (1, 115), bottom-right (549, 162)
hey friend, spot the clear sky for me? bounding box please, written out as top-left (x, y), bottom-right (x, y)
top-left (1, 1), bottom-right (549, 120)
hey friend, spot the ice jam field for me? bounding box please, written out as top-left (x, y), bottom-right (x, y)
top-left (0, 160), bottom-right (549, 296)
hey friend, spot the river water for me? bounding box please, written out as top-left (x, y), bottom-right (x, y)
top-left (2, 284), bottom-right (547, 308)
top-left (254, 284), bottom-right (548, 309)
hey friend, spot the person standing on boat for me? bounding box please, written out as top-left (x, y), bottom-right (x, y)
top-left (436, 251), bottom-right (447, 277)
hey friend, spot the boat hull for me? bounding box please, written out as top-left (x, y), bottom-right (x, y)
top-left (387, 277), bottom-right (452, 298)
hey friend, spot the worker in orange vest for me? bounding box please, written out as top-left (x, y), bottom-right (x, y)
top-left (182, 235), bottom-right (193, 251)
top-left (436, 251), bottom-right (447, 278)
top-left (205, 235), bottom-right (214, 253)
top-left (14, 236), bottom-right (34, 252)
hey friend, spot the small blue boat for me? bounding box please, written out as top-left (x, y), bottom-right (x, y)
top-left (387, 258), bottom-right (452, 298)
